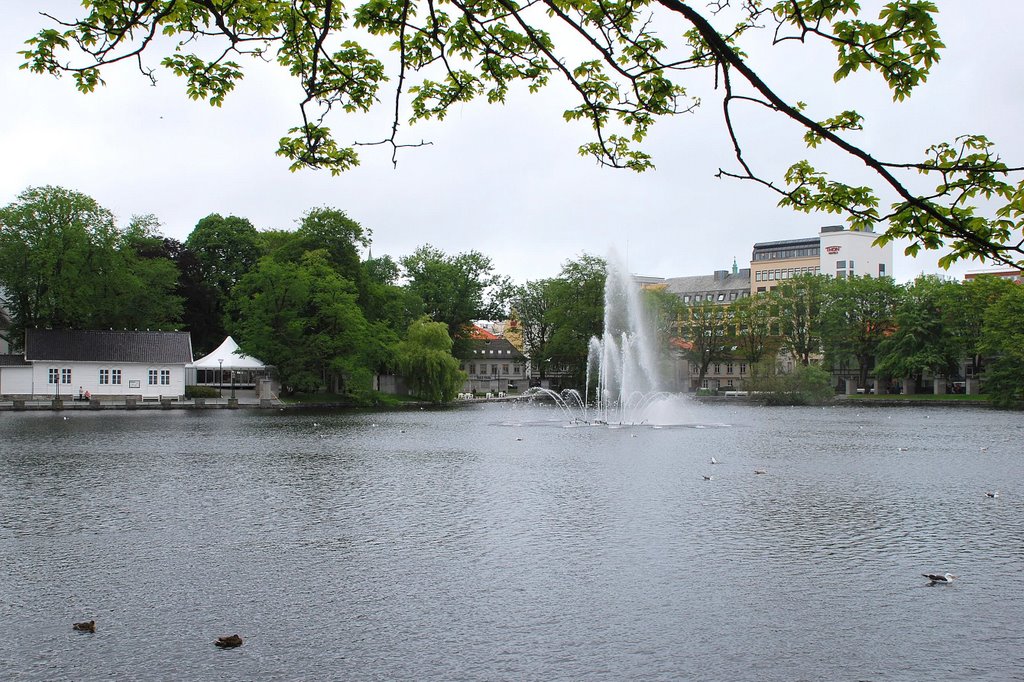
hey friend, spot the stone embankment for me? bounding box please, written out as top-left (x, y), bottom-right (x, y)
top-left (0, 396), bottom-right (281, 411)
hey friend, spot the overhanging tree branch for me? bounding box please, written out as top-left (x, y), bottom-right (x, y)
top-left (18, 0), bottom-right (1024, 267)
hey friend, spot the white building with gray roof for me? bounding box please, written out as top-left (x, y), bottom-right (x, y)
top-left (0, 329), bottom-right (193, 400)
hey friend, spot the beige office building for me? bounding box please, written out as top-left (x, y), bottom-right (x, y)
top-left (750, 225), bottom-right (892, 294)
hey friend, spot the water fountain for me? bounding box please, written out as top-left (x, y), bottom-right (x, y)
top-left (522, 251), bottom-right (686, 425)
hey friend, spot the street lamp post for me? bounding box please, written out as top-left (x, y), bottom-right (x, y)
top-left (218, 359), bottom-right (223, 399)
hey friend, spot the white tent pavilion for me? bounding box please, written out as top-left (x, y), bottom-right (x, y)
top-left (188, 336), bottom-right (270, 388)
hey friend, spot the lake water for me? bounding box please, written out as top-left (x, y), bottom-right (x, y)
top-left (1, 400), bottom-right (1022, 681)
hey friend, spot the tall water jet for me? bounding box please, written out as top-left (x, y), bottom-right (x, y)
top-left (586, 250), bottom-right (668, 423)
top-left (521, 249), bottom-right (688, 425)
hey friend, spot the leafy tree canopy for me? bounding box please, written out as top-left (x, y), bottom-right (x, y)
top-left (397, 316), bottom-right (465, 403)
top-left (0, 185), bottom-right (181, 348)
top-left (230, 249), bottom-right (388, 396)
top-left (729, 292), bottom-right (777, 366)
top-left (509, 278), bottom-right (558, 381)
top-left (979, 284), bottom-right (1024, 407)
top-left (400, 245), bottom-right (508, 347)
top-left (946, 274), bottom-right (1019, 376)
top-left (772, 274), bottom-right (825, 366)
top-left (182, 213), bottom-right (262, 352)
top-left (184, 213), bottom-right (262, 292)
top-left (875, 274), bottom-right (961, 380)
top-left (359, 254), bottom-right (423, 335)
top-left (292, 207), bottom-right (370, 283)
top-left (819, 274), bottom-right (902, 387)
top-left (364, 254), bottom-right (401, 286)
top-left (21, 1), bottom-right (1024, 267)
top-left (544, 253), bottom-right (606, 387)
top-left (676, 299), bottom-right (733, 387)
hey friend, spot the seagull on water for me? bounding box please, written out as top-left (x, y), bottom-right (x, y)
top-left (710, 456), bottom-right (718, 465)
top-left (923, 573), bottom-right (957, 585)
top-left (754, 469), bottom-right (767, 475)
top-left (702, 475), bottom-right (713, 481)
top-left (986, 491), bottom-right (1000, 498)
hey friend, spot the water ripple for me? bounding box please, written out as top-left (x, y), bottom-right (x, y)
top-left (1, 404), bottom-right (1022, 680)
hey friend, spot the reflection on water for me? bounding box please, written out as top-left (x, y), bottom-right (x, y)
top-left (1, 403), bottom-right (1022, 681)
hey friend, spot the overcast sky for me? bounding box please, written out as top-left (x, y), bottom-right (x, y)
top-left (2, 2), bottom-right (1022, 285)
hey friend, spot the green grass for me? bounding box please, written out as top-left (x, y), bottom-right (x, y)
top-left (280, 391), bottom-right (426, 407)
top-left (843, 393), bottom-right (991, 402)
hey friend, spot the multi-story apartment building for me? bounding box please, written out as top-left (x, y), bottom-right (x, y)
top-left (751, 225), bottom-right (892, 294)
top-left (750, 237), bottom-right (820, 293)
top-left (964, 269), bottom-right (1023, 283)
top-left (659, 225), bottom-right (893, 391)
top-left (661, 262), bottom-right (752, 306)
top-left (644, 264), bottom-right (752, 392)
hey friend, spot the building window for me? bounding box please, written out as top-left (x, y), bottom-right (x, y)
top-left (879, 263), bottom-right (886, 277)
top-left (729, 292), bottom-right (738, 300)
top-left (726, 363), bottom-right (734, 374)
top-left (48, 368), bottom-right (59, 384)
top-left (502, 364), bottom-right (509, 375)
top-left (513, 364), bottom-right (521, 375)
top-left (836, 260), bottom-right (846, 269)
top-left (160, 370), bottom-right (170, 385)
top-left (713, 363), bottom-right (721, 374)
top-left (112, 369), bottom-right (122, 385)
top-left (740, 363), bottom-right (747, 375)
top-left (148, 369), bottom-right (158, 385)
top-left (99, 369), bottom-right (109, 385)
top-left (61, 368), bottom-right (72, 384)
top-left (717, 293), bottom-right (725, 301)
top-left (683, 295), bottom-right (690, 302)
top-left (469, 363), bottom-right (475, 374)
top-left (727, 379), bottom-right (734, 387)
